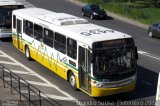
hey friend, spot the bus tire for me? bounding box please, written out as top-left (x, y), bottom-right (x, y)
top-left (25, 46), bottom-right (31, 60)
top-left (69, 72), bottom-right (77, 91)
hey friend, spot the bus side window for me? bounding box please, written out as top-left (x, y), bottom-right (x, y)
top-left (23, 20), bottom-right (25, 33)
top-left (43, 28), bottom-right (54, 48)
top-left (13, 15), bottom-right (16, 29)
top-left (67, 38), bottom-right (77, 59)
top-left (54, 32), bottom-right (66, 54)
top-left (34, 24), bottom-right (43, 41)
top-left (24, 20), bottom-right (33, 37)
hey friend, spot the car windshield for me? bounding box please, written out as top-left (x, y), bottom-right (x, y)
top-left (90, 5), bottom-right (102, 12)
top-left (152, 23), bottom-right (159, 28)
top-left (92, 38), bottom-right (137, 80)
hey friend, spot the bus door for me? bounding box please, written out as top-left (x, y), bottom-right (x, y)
top-left (16, 18), bottom-right (23, 50)
top-left (78, 46), bottom-right (91, 93)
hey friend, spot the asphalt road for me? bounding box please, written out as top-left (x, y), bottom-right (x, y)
top-left (0, 0), bottom-right (160, 106)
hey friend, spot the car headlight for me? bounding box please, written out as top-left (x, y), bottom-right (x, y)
top-left (93, 12), bottom-right (98, 15)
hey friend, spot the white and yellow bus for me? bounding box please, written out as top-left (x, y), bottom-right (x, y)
top-left (0, 0), bottom-right (24, 38)
top-left (12, 8), bottom-right (138, 97)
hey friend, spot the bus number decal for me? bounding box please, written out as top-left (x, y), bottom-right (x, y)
top-left (57, 53), bottom-right (67, 63)
top-left (81, 29), bottom-right (114, 36)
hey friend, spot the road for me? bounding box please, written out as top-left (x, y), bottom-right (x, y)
top-left (0, 0), bottom-right (159, 106)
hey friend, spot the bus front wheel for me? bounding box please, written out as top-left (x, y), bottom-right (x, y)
top-left (69, 72), bottom-right (77, 91)
top-left (25, 46), bottom-right (31, 60)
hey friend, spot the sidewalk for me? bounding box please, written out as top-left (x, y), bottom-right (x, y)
top-left (0, 80), bottom-right (28, 106)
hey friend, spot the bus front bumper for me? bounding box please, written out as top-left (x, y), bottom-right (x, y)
top-left (91, 81), bottom-right (136, 97)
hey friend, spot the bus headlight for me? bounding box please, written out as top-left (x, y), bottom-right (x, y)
top-left (93, 81), bottom-right (103, 88)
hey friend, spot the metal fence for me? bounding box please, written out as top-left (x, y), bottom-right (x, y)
top-left (0, 64), bottom-right (62, 106)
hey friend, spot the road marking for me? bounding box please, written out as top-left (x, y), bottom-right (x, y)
top-left (0, 61), bottom-right (19, 65)
top-left (11, 70), bottom-right (36, 76)
top-left (0, 50), bottom-right (77, 101)
top-left (138, 51), bottom-right (160, 61)
top-left (20, 89), bottom-right (74, 101)
top-left (0, 54), bottom-right (9, 57)
top-left (27, 80), bottom-right (59, 88)
top-left (43, 94), bottom-right (75, 101)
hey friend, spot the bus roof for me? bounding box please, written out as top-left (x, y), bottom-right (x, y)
top-left (13, 8), bottom-right (133, 47)
top-left (13, 8), bottom-right (56, 18)
top-left (0, 0), bottom-right (23, 6)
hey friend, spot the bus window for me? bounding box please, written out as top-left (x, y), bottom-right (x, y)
top-left (17, 19), bottom-right (21, 34)
top-left (67, 38), bottom-right (77, 59)
top-left (34, 24), bottom-right (43, 41)
top-left (54, 32), bottom-right (66, 54)
top-left (24, 20), bottom-right (33, 37)
top-left (44, 28), bottom-right (54, 48)
top-left (0, 5), bottom-right (24, 30)
top-left (13, 15), bottom-right (16, 29)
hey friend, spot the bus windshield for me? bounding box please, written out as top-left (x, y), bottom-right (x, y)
top-left (0, 5), bottom-right (24, 29)
top-left (92, 38), bottom-right (137, 80)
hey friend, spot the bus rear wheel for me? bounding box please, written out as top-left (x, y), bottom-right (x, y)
top-left (25, 46), bottom-right (31, 60)
top-left (69, 72), bottom-right (77, 91)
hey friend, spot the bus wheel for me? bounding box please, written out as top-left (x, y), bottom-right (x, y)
top-left (25, 46), bottom-right (31, 60)
top-left (69, 72), bottom-right (77, 90)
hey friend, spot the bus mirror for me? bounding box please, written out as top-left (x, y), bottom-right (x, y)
top-left (135, 47), bottom-right (138, 60)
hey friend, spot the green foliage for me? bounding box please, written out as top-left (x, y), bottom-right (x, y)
top-left (139, 8), bottom-right (160, 24)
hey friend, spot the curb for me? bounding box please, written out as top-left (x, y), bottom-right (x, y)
top-left (67, 0), bottom-right (149, 29)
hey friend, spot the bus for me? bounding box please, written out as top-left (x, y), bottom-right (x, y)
top-left (12, 8), bottom-right (138, 97)
top-left (0, 0), bottom-right (24, 38)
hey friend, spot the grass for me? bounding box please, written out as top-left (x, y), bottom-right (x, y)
top-left (78, 0), bottom-right (160, 25)
top-left (139, 8), bottom-right (160, 24)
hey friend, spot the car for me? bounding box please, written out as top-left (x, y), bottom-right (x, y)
top-left (81, 4), bottom-right (107, 20)
top-left (148, 22), bottom-right (160, 38)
